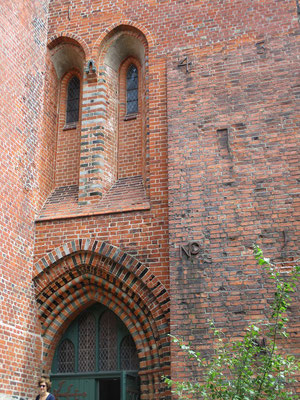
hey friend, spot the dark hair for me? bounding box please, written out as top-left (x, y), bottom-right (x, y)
top-left (38, 377), bottom-right (51, 391)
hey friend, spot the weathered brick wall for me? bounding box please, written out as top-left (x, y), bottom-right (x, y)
top-left (166, 0), bottom-right (300, 394)
top-left (99, 64), bottom-right (119, 193)
top-left (32, 4), bottom-right (170, 398)
top-left (0, 1), bottom-right (50, 398)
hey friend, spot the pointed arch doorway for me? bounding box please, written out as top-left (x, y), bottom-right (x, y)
top-left (33, 240), bottom-right (170, 399)
top-left (51, 303), bottom-right (140, 400)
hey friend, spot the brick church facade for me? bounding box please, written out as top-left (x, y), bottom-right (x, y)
top-left (0, 1), bottom-right (299, 399)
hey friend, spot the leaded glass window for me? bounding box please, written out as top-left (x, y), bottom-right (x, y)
top-left (58, 339), bottom-right (75, 373)
top-left (66, 76), bottom-right (80, 124)
top-left (78, 313), bottom-right (96, 372)
top-left (52, 305), bottom-right (139, 376)
top-left (99, 310), bottom-right (118, 370)
top-left (120, 335), bottom-right (139, 370)
top-left (126, 65), bottom-right (138, 114)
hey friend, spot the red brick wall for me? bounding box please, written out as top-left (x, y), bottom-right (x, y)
top-left (34, 7), bottom-right (170, 397)
top-left (118, 57), bottom-right (144, 178)
top-left (0, 0), bottom-right (49, 398)
top-left (39, 50), bottom-right (58, 199)
top-left (166, 0), bottom-right (300, 393)
top-left (34, 210), bottom-right (169, 285)
top-left (39, 3), bottom-right (170, 274)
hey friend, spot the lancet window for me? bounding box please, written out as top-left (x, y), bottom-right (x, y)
top-left (126, 64), bottom-right (138, 114)
top-left (54, 306), bottom-right (139, 373)
top-left (66, 75), bottom-right (80, 124)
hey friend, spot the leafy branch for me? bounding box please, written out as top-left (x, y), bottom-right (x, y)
top-left (163, 246), bottom-right (299, 400)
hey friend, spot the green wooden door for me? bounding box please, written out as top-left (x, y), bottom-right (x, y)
top-left (51, 304), bottom-right (139, 400)
top-left (51, 376), bottom-right (94, 399)
top-left (52, 374), bottom-right (139, 400)
top-left (124, 373), bottom-right (139, 400)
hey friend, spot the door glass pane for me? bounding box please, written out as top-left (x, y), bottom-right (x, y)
top-left (78, 313), bottom-right (96, 372)
top-left (58, 339), bottom-right (75, 373)
top-left (120, 335), bottom-right (139, 370)
top-left (99, 310), bottom-right (118, 370)
top-left (51, 305), bottom-right (140, 399)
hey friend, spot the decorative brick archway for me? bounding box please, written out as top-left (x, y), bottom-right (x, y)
top-left (33, 239), bottom-right (170, 399)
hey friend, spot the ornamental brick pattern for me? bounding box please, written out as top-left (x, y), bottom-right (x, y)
top-left (33, 240), bottom-right (170, 397)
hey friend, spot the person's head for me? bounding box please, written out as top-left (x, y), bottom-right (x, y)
top-left (38, 377), bottom-right (51, 392)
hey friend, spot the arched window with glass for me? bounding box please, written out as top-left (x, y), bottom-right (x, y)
top-left (78, 312), bottom-right (96, 372)
top-left (120, 335), bottom-right (139, 370)
top-left (51, 304), bottom-right (140, 400)
top-left (58, 339), bottom-right (75, 373)
top-left (126, 64), bottom-right (138, 115)
top-left (66, 75), bottom-right (80, 124)
top-left (99, 310), bottom-right (118, 370)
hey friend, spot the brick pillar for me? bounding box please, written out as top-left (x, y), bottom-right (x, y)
top-left (79, 65), bottom-right (117, 204)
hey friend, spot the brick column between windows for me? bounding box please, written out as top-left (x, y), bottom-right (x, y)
top-left (79, 72), bottom-right (110, 205)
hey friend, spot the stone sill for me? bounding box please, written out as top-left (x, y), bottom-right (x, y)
top-left (35, 176), bottom-right (150, 222)
top-left (63, 122), bottom-right (77, 130)
top-left (35, 202), bottom-right (150, 222)
top-left (124, 113), bottom-right (138, 121)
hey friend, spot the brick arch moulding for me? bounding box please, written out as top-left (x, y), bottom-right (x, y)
top-left (33, 239), bottom-right (170, 381)
top-left (48, 37), bottom-right (86, 80)
top-left (47, 33), bottom-right (90, 62)
top-left (92, 21), bottom-right (154, 63)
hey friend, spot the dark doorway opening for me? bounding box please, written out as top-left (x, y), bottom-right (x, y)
top-left (99, 378), bottom-right (120, 400)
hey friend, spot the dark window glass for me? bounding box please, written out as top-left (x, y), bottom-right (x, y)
top-left (120, 335), bottom-right (139, 370)
top-left (66, 76), bottom-right (80, 124)
top-left (52, 306), bottom-right (140, 375)
top-left (99, 310), bottom-right (118, 370)
top-left (126, 65), bottom-right (138, 114)
top-left (78, 313), bottom-right (96, 372)
top-left (58, 339), bottom-right (75, 373)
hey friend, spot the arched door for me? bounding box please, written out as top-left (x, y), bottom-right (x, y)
top-left (51, 304), bottom-right (139, 400)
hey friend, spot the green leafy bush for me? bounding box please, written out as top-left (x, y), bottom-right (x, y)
top-left (163, 246), bottom-right (299, 400)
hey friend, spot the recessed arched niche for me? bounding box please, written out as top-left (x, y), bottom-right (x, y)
top-left (103, 33), bottom-right (145, 72)
top-left (50, 42), bottom-right (85, 80)
top-left (46, 37), bottom-right (86, 189)
top-left (98, 26), bottom-right (148, 187)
